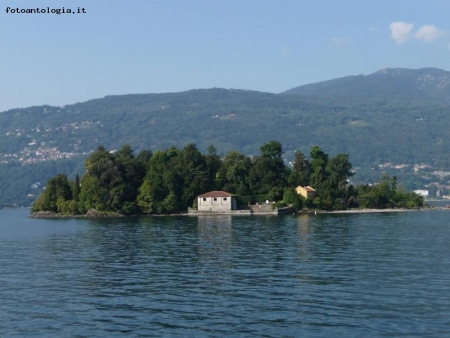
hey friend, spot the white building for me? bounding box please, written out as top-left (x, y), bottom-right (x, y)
top-left (413, 190), bottom-right (429, 197)
top-left (197, 191), bottom-right (236, 212)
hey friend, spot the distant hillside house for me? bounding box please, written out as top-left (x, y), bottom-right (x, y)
top-left (197, 191), bottom-right (236, 212)
top-left (295, 186), bottom-right (316, 199)
top-left (413, 190), bottom-right (429, 197)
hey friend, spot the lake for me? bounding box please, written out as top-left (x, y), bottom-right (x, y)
top-left (1, 209), bottom-right (449, 337)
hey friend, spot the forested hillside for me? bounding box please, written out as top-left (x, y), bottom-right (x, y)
top-left (282, 67), bottom-right (450, 102)
top-left (1, 68), bottom-right (450, 206)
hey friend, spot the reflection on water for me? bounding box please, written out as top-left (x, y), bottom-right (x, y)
top-left (296, 214), bottom-right (312, 261)
top-left (1, 210), bottom-right (450, 337)
top-left (197, 215), bottom-right (232, 262)
top-left (197, 215), bottom-right (233, 286)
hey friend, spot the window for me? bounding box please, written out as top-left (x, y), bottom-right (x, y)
top-left (213, 198), bottom-right (217, 201)
top-left (203, 198), bottom-right (206, 201)
top-left (223, 198), bottom-right (227, 201)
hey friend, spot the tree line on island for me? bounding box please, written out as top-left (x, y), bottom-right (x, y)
top-left (31, 141), bottom-right (424, 215)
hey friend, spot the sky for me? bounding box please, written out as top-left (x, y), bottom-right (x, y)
top-left (1, 0), bottom-right (449, 112)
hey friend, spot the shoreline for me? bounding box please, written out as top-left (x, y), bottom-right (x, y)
top-left (318, 208), bottom-right (418, 214)
top-left (318, 207), bottom-right (450, 214)
top-left (29, 206), bottom-right (447, 219)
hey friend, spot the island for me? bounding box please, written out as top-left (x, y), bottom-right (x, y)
top-left (30, 141), bottom-right (424, 217)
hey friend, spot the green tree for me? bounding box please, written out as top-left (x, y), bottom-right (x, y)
top-left (260, 140), bottom-right (283, 159)
top-left (308, 146), bottom-right (330, 208)
top-left (324, 153), bottom-right (353, 208)
top-left (137, 179), bottom-right (154, 214)
top-left (80, 146), bottom-right (119, 211)
top-left (177, 144), bottom-right (210, 210)
top-left (356, 175), bottom-right (423, 209)
top-left (216, 150), bottom-right (252, 194)
top-left (309, 146), bottom-right (328, 189)
top-left (205, 145), bottom-right (222, 189)
top-left (162, 191), bottom-right (178, 213)
top-left (141, 150), bottom-right (174, 213)
top-left (248, 141), bottom-right (287, 196)
top-left (136, 145), bottom-right (209, 214)
top-left (79, 175), bottom-right (109, 211)
top-left (288, 150), bottom-right (310, 187)
top-left (73, 174), bottom-right (81, 202)
top-left (283, 187), bottom-right (304, 210)
top-left (32, 174), bottom-right (73, 212)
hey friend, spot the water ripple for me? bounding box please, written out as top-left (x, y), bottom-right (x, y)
top-left (0, 210), bottom-right (449, 337)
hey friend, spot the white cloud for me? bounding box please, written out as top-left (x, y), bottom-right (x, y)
top-left (332, 37), bottom-right (350, 48)
top-left (390, 22), bottom-right (447, 44)
top-left (414, 25), bottom-right (447, 42)
top-left (389, 21), bottom-right (414, 44)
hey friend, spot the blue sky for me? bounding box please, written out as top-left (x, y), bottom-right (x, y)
top-left (1, 0), bottom-right (449, 112)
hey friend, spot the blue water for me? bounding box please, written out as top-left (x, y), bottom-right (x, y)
top-left (0, 209), bottom-right (449, 337)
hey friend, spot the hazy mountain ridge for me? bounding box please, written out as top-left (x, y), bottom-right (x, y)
top-left (281, 67), bottom-right (450, 100)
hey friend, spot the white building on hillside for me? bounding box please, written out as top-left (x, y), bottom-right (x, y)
top-left (413, 190), bottom-right (429, 197)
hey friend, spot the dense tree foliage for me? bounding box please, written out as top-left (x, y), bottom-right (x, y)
top-left (137, 144), bottom-right (210, 214)
top-left (32, 174), bottom-right (73, 213)
top-left (32, 141), bottom-right (424, 215)
top-left (356, 175), bottom-right (424, 209)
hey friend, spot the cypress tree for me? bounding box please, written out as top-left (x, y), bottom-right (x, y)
top-left (73, 174), bottom-right (81, 202)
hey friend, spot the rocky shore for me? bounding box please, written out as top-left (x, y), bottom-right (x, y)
top-left (30, 209), bottom-right (125, 219)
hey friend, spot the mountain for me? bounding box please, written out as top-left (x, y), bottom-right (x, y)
top-left (1, 68), bottom-right (450, 206)
top-left (281, 68), bottom-right (450, 101)
top-left (0, 89), bottom-right (323, 157)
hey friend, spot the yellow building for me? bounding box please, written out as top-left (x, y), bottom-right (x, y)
top-left (295, 186), bottom-right (316, 199)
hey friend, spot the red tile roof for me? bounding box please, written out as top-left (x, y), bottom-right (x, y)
top-left (197, 191), bottom-right (233, 198)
